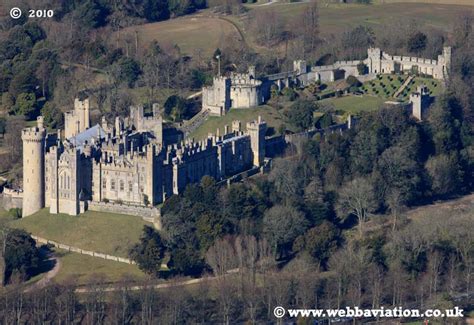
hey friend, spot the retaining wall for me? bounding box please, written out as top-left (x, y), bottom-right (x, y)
top-left (87, 201), bottom-right (162, 229)
top-left (31, 235), bottom-right (136, 265)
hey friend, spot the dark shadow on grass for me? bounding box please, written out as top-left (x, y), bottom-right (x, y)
top-left (30, 244), bottom-right (56, 278)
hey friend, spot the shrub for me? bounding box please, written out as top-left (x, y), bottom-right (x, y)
top-left (282, 87), bottom-right (298, 101)
top-left (346, 75), bottom-right (362, 88)
top-left (8, 208), bottom-right (22, 219)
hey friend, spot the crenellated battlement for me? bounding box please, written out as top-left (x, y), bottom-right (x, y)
top-left (21, 127), bottom-right (46, 141)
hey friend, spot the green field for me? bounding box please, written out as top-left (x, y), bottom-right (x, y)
top-left (188, 105), bottom-right (284, 140)
top-left (11, 209), bottom-right (147, 258)
top-left (120, 16), bottom-right (242, 57)
top-left (248, 2), bottom-right (471, 36)
top-left (54, 251), bottom-right (148, 285)
top-left (319, 95), bottom-right (386, 114)
top-left (121, 2), bottom-right (473, 59)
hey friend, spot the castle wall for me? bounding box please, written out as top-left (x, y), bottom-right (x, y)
top-left (217, 134), bottom-right (253, 178)
top-left (172, 145), bottom-right (218, 194)
top-left (87, 201), bottom-right (162, 228)
top-left (366, 47), bottom-right (450, 80)
top-left (0, 189), bottom-right (23, 210)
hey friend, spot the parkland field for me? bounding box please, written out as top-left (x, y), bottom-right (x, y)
top-left (119, 2), bottom-right (474, 56)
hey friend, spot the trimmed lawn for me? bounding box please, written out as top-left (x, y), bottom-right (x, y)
top-left (11, 209), bottom-right (147, 258)
top-left (320, 95), bottom-right (386, 114)
top-left (398, 77), bottom-right (442, 101)
top-left (54, 251), bottom-right (148, 285)
top-left (188, 105), bottom-right (285, 141)
top-left (361, 75), bottom-right (442, 101)
top-left (361, 74), bottom-right (409, 98)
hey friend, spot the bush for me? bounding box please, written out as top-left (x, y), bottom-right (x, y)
top-left (346, 75), bottom-right (362, 88)
top-left (282, 87), bottom-right (298, 101)
top-left (8, 208), bottom-right (22, 219)
top-left (357, 62), bottom-right (368, 75)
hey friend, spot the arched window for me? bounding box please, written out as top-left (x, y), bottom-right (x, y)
top-left (67, 176), bottom-right (70, 190)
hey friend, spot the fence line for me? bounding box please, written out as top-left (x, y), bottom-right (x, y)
top-left (31, 235), bottom-right (136, 265)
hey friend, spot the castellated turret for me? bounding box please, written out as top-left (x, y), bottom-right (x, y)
top-left (246, 116), bottom-right (267, 167)
top-left (22, 116), bottom-right (46, 217)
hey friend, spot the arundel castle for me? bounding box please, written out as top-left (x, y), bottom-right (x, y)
top-left (21, 98), bottom-right (266, 217)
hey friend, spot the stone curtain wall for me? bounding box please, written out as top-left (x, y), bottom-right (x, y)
top-left (0, 191), bottom-right (23, 210)
top-left (31, 235), bottom-right (136, 265)
top-left (87, 201), bottom-right (162, 229)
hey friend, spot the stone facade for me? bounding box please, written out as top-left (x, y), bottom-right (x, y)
top-left (367, 47), bottom-right (450, 79)
top-left (202, 67), bottom-right (263, 116)
top-left (64, 98), bottom-right (90, 139)
top-left (409, 85), bottom-right (431, 121)
top-left (22, 98), bottom-right (267, 216)
top-left (274, 47), bottom-right (452, 87)
top-left (21, 116), bottom-right (46, 217)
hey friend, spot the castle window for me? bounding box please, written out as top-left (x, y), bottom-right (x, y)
top-left (129, 181), bottom-right (133, 192)
top-left (111, 180), bottom-right (116, 191)
top-left (120, 180), bottom-right (124, 191)
top-left (103, 179), bottom-right (107, 189)
top-left (67, 176), bottom-right (70, 190)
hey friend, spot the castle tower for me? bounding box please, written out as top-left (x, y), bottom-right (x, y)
top-left (367, 48), bottom-right (382, 74)
top-left (202, 76), bottom-right (231, 116)
top-left (293, 60), bottom-right (307, 75)
top-left (246, 116), bottom-right (267, 167)
top-left (441, 46), bottom-right (451, 78)
top-left (410, 85), bottom-right (430, 121)
top-left (74, 98), bottom-right (90, 131)
top-left (64, 98), bottom-right (90, 138)
top-left (232, 120), bottom-right (242, 133)
top-left (248, 66), bottom-right (256, 79)
top-left (22, 116), bottom-right (46, 217)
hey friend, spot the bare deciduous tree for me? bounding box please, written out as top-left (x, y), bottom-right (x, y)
top-left (337, 177), bottom-right (377, 236)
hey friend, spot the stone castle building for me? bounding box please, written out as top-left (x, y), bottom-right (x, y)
top-left (366, 47), bottom-right (451, 79)
top-left (22, 98), bottom-right (267, 217)
top-left (304, 47), bottom-right (451, 83)
top-left (202, 66), bottom-right (263, 116)
top-left (201, 47), bottom-right (450, 117)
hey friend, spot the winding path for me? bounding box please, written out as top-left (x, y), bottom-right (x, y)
top-left (24, 250), bottom-right (61, 292)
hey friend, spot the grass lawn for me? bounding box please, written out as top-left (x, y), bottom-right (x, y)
top-left (119, 16), bottom-right (241, 57)
top-left (398, 77), bottom-right (442, 101)
top-left (10, 209), bottom-right (147, 258)
top-left (115, 2), bottom-right (472, 58)
top-left (248, 2), bottom-right (471, 36)
top-left (54, 251), bottom-right (148, 286)
top-left (188, 105), bottom-right (285, 140)
top-left (361, 74), bottom-right (409, 98)
top-left (320, 95), bottom-right (386, 114)
top-left (372, 0), bottom-right (474, 4)
top-left (361, 75), bottom-right (442, 101)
